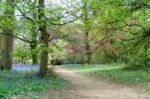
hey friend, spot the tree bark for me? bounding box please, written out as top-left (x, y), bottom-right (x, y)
top-left (39, 27), bottom-right (49, 77)
top-left (1, 0), bottom-right (14, 70)
top-left (38, 0), bottom-right (49, 77)
top-left (85, 30), bottom-right (92, 64)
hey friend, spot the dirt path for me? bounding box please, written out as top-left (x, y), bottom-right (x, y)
top-left (17, 67), bottom-right (150, 99)
top-left (54, 68), bottom-right (150, 99)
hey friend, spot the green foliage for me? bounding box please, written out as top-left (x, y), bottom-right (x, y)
top-left (0, 70), bottom-right (65, 99)
top-left (13, 48), bottom-right (30, 58)
top-left (13, 47), bottom-right (31, 64)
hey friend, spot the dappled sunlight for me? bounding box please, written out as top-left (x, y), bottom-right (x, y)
top-left (76, 66), bottom-right (124, 73)
top-left (0, 0), bottom-right (149, 98)
top-left (63, 64), bottom-right (125, 73)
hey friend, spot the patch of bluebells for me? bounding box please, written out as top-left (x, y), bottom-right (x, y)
top-left (12, 64), bottom-right (40, 71)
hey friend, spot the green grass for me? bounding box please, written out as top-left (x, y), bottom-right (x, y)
top-left (0, 70), bottom-right (65, 99)
top-left (63, 64), bottom-right (150, 91)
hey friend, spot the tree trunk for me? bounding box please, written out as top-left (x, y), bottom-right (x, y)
top-left (1, 36), bottom-right (13, 69)
top-left (85, 30), bottom-right (92, 64)
top-left (38, 0), bottom-right (49, 77)
top-left (144, 43), bottom-right (148, 66)
top-left (39, 26), bottom-right (49, 77)
top-left (1, 0), bottom-right (14, 70)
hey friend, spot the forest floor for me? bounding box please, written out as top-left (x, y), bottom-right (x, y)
top-left (14, 65), bottom-right (150, 99)
top-left (25, 67), bottom-right (150, 99)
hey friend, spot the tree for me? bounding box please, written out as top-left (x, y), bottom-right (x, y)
top-left (38, 0), bottom-right (49, 77)
top-left (0, 0), bottom-right (15, 70)
top-left (81, 0), bottom-right (101, 64)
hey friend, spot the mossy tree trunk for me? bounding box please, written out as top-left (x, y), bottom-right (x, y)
top-left (38, 0), bottom-right (49, 77)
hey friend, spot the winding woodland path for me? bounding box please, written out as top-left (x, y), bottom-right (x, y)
top-left (54, 68), bottom-right (150, 99)
top-left (16, 67), bottom-right (150, 99)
